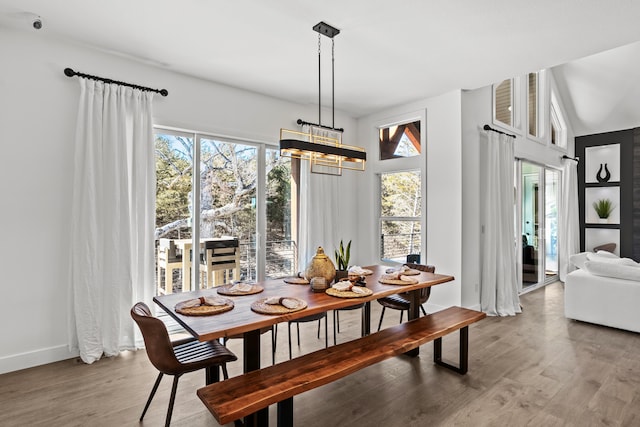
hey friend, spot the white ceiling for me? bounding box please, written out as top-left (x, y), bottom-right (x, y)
top-left (2, 0), bottom-right (640, 134)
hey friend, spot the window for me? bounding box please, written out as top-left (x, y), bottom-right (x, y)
top-left (379, 120), bottom-right (421, 160)
top-left (379, 171), bottom-right (421, 261)
top-left (528, 72), bottom-right (539, 137)
top-left (494, 79), bottom-right (514, 127)
top-left (550, 90), bottom-right (567, 148)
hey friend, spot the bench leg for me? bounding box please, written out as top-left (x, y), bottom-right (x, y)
top-left (277, 398), bottom-right (294, 427)
top-left (433, 326), bottom-right (469, 375)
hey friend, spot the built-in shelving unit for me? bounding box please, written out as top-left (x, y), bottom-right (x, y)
top-left (576, 129), bottom-right (634, 258)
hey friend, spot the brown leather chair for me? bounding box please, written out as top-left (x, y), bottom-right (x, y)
top-left (376, 263), bottom-right (435, 331)
top-left (131, 302), bottom-right (237, 427)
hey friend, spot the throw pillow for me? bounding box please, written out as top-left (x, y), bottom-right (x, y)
top-left (569, 252), bottom-right (591, 269)
top-left (584, 261), bottom-right (640, 281)
top-left (595, 250), bottom-right (618, 259)
top-left (586, 252), bottom-right (639, 267)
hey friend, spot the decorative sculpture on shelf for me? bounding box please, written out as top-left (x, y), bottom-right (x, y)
top-left (596, 163), bottom-right (611, 183)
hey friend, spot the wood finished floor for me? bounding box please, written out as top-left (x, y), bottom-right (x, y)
top-left (2, 282), bottom-right (640, 426)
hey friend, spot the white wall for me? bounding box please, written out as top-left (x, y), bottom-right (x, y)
top-left (355, 91), bottom-right (463, 312)
top-left (0, 26), bottom-right (358, 373)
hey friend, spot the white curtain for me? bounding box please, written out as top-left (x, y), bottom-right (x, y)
top-left (559, 160), bottom-right (580, 281)
top-left (480, 131), bottom-right (521, 316)
top-left (68, 79), bottom-right (156, 363)
top-left (298, 161), bottom-right (341, 272)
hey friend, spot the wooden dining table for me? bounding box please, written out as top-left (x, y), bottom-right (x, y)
top-left (153, 264), bottom-right (454, 426)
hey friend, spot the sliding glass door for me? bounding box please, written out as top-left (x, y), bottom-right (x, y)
top-left (517, 161), bottom-right (560, 291)
top-left (154, 128), bottom-right (293, 294)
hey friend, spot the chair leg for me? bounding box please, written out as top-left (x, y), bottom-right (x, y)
top-left (165, 374), bottom-right (181, 427)
top-left (297, 323), bottom-right (301, 345)
top-left (400, 310), bottom-right (404, 324)
top-left (377, 307), bottom-right (386, 331)
top-left (317, 319), bottom-right (321, 339)
top-left (221, 364), bottom-right (229, 380)
top-left (420, 304), bottom-right (427, 316)
top-left (288, 322), bottom-right (293, 359)
top-left (271, 325), bottom-right (277, 365)
top-left (140, 372), bottom-right (163, 421)
top-left (336, 310), bottom-right (341, 333)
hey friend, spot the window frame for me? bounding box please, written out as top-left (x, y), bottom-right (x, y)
top-left (492, 76), bottom-right (522, 135)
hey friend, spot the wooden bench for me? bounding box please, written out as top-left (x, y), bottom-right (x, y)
top-left (197, 306), bottom-right (486, 426)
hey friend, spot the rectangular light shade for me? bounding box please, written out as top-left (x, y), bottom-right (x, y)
top-left (279, 128), bottom-right (366, 172)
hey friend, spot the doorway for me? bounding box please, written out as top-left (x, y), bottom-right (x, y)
top-left (517, 161), bottom-right (560, 291)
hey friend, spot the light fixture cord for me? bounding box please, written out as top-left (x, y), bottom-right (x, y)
top-left (318, 32), bottom-right (322, 127)
top-left (332, 38), bottom-right (335, 129)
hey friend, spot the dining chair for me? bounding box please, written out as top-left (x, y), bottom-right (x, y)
top-left (376, 263), bottom-right (436, 331)
top-left (288, 313), bottom-right (328, 359)
top-left (332, 303), bottom-right (365, 345)
top-left (199, 237), bottom-right (240, 287)
top-left (157, 239), bottom-right (183, 294)
top-left (131, 302), bottom-right (237, 427)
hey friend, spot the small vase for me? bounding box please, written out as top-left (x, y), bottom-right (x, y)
top-left (597, 217), bottom-right (609, 224)
top-left (304, 247), bottom-right (336, 285)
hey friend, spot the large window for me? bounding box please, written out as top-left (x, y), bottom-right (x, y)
top-left (379, 120), bottom-right (421, 160)
top-left (379, 170), bottom-right (421, 261)
top-left (154, 128), bottom-right (293, 293)
top-left (550, 90), bottom-right (567, 148)
top-left (493, 78), bottom-right (515, 128)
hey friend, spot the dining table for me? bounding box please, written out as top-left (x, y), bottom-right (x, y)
top-left (153, 264), bottom-right (454, 426)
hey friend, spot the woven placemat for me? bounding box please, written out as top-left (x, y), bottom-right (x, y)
top-left (175, 297), bottom-right (234, 316)
top-left (326, 286), bottom-right (373, 298)
top-left (283, 277), bottom-right (310, 285)
top-left (251, 297), bottom-right (307, 315)
top-left (378, 278), bottom-right (418, 286)
top-left (216, 284), bottom-right (264, 296)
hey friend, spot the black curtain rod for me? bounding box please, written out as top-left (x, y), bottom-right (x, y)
top-left (562, 154), bottom-right (579, 162)
top-left (483, 124), bottom-right (515, 139)
top-left (297, 119), bottom-right (344, 133)
top-left (64, 68), bottom-right (168, 97)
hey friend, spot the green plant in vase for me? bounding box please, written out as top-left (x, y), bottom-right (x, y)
top-left (592, 198), bottom-right (615, 223)
top-left (334, 240), bottom-right (351, 281)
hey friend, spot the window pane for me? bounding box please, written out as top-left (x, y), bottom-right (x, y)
top-left (528, 72), bottom-right (538, 137)
top-left (265, 148), bottom-right (295, 279)
top-left (379, 120), bottom-right (421, 160)
top-left (380, 171), bottom-right (421, 217)
top-left (380, 170), bottom-right (421, 261)
top-left (381, 220), bottom-right (421, 261)
top-left (495, 79), bottom-right (512, 126)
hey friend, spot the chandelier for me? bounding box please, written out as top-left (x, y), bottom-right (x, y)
top-left (279, 21), bottom-right (366, 175)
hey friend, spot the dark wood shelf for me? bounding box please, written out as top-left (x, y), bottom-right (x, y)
top-left (584, 181), bottom-right (620, 188)
top-left (585, 223), bottom-right (620, 229)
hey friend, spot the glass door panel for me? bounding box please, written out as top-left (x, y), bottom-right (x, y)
top-left (154, 132), bottom-right (194, 294)
top-left (521, 162), bottom-right (541, 287)
top-left (265, 148), bottom-right (294, 279)
top-left (199, 137), bottom-right (257, 282)
top-left (545, 169), bottom-right (559, 280)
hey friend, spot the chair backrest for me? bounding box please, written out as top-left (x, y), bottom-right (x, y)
top-left (131, 302), bottom-right (183, 375)
top-left (405, 263), bottom-right (436, 302)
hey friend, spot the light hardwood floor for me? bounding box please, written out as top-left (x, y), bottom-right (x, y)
top-left (2, 282), bottom-right (640, 426)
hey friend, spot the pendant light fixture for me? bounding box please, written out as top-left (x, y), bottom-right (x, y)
top-left (279, 21), bottom-right (366, 174)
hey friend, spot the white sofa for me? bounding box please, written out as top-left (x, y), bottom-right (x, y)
top-left (564, 252), bottom-right (640, 333)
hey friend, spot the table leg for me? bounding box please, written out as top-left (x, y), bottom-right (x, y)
top-left (405, 289), bottom-right (421, 357)
top-left (243, 329), bottom-right (269, 427)
top-left (361, 301), bottom-right (371, 336)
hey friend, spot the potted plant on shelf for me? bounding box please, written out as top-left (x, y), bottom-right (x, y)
top-left (334, 240), bottom-right (351, 281)
top-left (593, 198), bottom-right (615, 223)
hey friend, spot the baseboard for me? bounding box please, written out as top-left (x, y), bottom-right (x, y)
top-left (425, 302), bottom-right (482, 313)
top-left (0, 345), bottom-right (78, 375)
